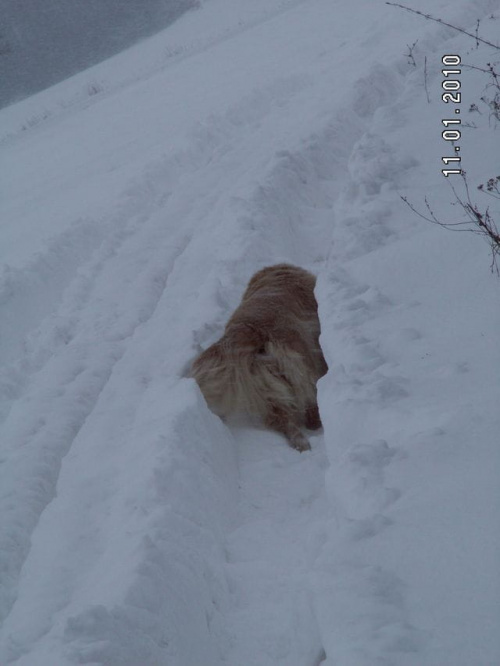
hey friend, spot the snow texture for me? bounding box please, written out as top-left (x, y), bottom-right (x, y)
top-left (1, 0), bottom-right (499, 664)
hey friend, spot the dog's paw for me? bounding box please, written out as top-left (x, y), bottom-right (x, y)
top-left (291, 434), bottom-right (311, 453)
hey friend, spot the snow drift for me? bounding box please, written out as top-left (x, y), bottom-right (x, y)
top-left (0, 0), bottom-right (499, 664)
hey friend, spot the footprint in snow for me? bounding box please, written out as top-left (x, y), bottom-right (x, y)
top-left (332, 440), bottom-right (403, 523)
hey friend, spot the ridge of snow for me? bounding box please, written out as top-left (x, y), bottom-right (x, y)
top-left (1, 0), bottom-right (499, 664)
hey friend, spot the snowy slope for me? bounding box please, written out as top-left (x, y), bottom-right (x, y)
top-left (1, 0), bottom-right (499, 665)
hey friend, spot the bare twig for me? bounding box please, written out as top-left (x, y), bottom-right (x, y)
top-left (475, 19), bottom-right (481, 49)
top-left (401, 195), bottom-right (472, 230)
top-left (467, 61), bottom-right (500, 123)
top-left (385, 3), bottom-right (500, 50)
top-left (401, 173), bottom-right (500, 274)
top-left (478, 176), bottom-right (500, 200)
top-left (406, 39), bottom-right (418, 67)
top-left (424, 56), bottom-right (431, 103)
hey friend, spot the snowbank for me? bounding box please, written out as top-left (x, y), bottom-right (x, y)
top-left (1, 0), bottom-right (499, 664)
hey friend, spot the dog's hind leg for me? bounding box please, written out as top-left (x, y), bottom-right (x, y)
top-left (264, 402), bottom-right (311, 452)
top-left (305, 402), bottom-right (322, 430)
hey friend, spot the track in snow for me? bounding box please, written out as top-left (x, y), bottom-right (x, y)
top-left (2, 0), bottom-right (499, 664)
top-left (0, 49), bottom-right (342, 663)
top-left (220, 427), bottom-right (329, 666)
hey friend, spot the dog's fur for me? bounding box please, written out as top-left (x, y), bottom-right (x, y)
top-left (191, 264), bottom-right (327, 451)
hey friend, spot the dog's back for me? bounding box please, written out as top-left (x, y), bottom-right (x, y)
top-left (192, 264), bottom-right (327, 451)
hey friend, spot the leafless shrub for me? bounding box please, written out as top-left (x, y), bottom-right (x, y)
top-left (387, 3), bottom-right (499, 274)
top-left (406, 40), bottom-right (418, 67)
top-left (401, 173), bottom-right (500, 274)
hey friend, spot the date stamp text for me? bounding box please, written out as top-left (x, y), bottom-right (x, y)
top-left (441, 55), bottom-right (462, 177)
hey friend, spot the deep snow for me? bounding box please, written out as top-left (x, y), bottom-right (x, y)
top-left (1, 0), bottom-right (499, 664)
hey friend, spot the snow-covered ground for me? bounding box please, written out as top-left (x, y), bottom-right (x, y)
top-left (1, 0), bottom-right (499, 664)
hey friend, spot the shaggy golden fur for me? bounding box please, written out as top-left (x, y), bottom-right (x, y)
top-left (191, 264), bottom-right (327, 451)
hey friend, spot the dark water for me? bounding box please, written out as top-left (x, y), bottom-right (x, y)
top-left (0, 0), bottom-right (199, 109)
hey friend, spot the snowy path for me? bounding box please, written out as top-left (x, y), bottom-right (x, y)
top-left (1, 0), bottom-right (500, 664)
top-left (221, 429), bottom-right (328, 666)
top-left (0, 1), bottom-right (353, 655)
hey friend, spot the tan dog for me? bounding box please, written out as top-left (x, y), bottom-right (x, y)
top-left (191, 264), bottom-right (327, 451)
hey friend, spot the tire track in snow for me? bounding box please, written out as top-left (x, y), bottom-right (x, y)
top-left (0, 90), bottom-right (267, 631)
top-left (201, 60), bottom-right (415, 666)
top-left (0, 219), bottom-right (104, 374)
top-left (94, 56), bottom-right (411, 666)
top-left (0, 58), bottom-right (362, 660)
top-left (0, 73), bottom-right (331, 663)
top-left (0, 224), bottom-right (191, 631)
top-left (0, 214), bottom-right (204, 659)
top-left (0, 136), bottom-right (211, 627)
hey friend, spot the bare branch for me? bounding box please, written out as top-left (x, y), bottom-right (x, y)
top-left (478, 176), bottom-right (500, 200)
top-left (406, 39), bottom-right (418, 67)
top-left (401, 173), bottom-right (500, 274)
top-left (424, 56), bottom-right (431, 103)
top-left (385, 3), bottom-right (500, 50)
